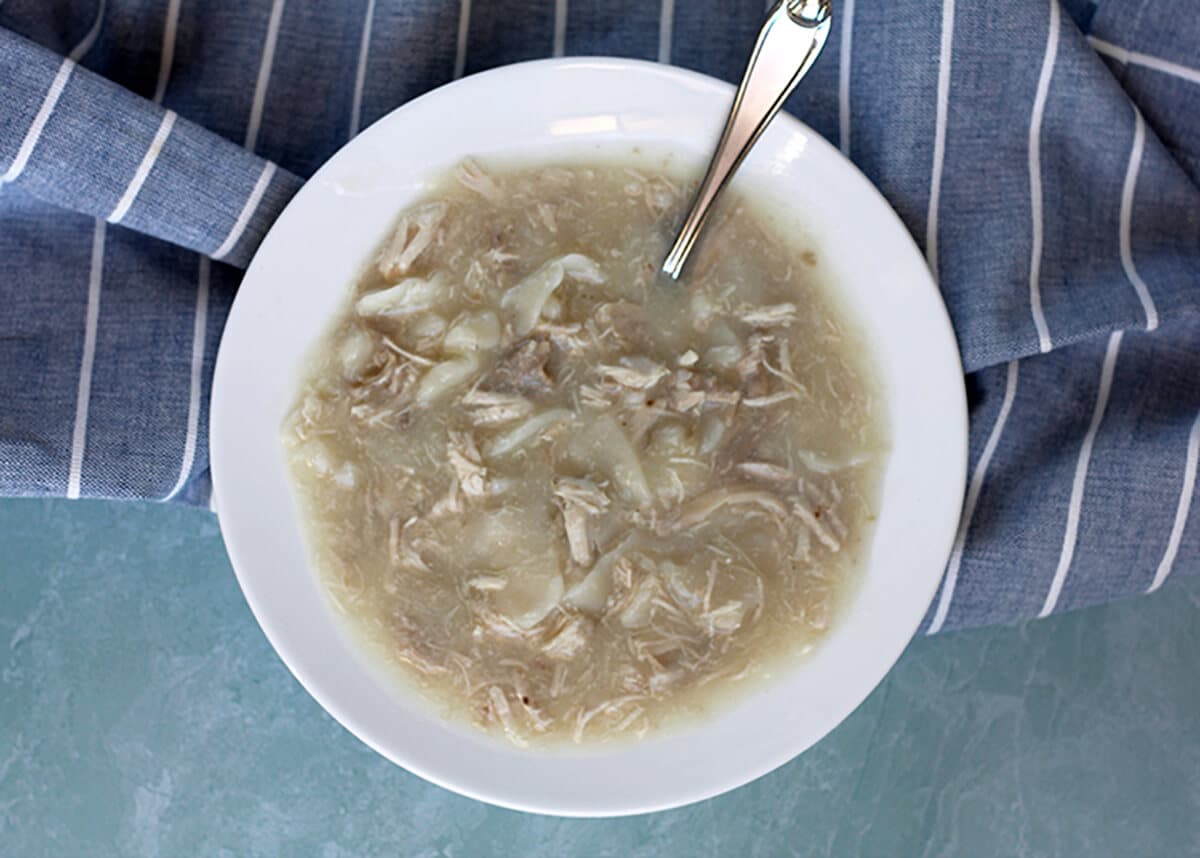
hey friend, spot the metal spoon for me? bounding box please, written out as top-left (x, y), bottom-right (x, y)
top-left (662, 0), bottom-right (833, 279)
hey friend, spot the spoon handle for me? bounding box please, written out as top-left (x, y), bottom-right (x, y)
top-left (662, 0), bottom-right (833, 280)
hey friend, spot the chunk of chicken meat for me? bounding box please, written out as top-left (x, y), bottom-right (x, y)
top-left (668, 370), bottom-right (740, 413)
top-left (541, 616), bottom-right (592, 661)
top-left (598, 357), bottom-right (669, 391)
top-left (738, 303), bottom-right (798, 328)
top-left (456, 158), bottom-right (502, 201)
top-left (488, 338), bottom-right (554, 396)
top-left (376, 202), bottom-right (447, 279)
top-left (735, 333), bottom-right (771, 399)
top-left (592, 301), bottom-right (652, 350)
top-left (553, 477), bottom-right (610, 566)
top-left (446, 432), bottom-right (487, 497)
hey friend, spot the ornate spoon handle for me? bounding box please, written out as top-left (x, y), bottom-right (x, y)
top-left (662, 0), bottom-right (833, 280)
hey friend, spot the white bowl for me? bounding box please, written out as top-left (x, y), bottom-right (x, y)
top-left (211, 57), bottom-right (967, 817)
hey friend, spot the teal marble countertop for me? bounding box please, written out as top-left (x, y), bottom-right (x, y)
top-left (2, 498), bottom-right (1197, 856)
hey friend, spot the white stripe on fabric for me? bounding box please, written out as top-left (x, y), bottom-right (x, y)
top-left (349, 0), bottom-right (376, 138)
top-left (1119, 111), bottom-right (1159, 331)
top-left (108, 110), bottom-right (177, 224)
top-left (1027, 0), bottom-right (1059, 354)
top-left (1, 59), bottom-right (75, 184)
top-left (67, 220), bottom-right (106, 499)
top-left (553, 0), bottom-right (567, 58)
top-left (1148, 411), bottom-right (1200, 593)
top-left (1039, 331), bottom-right (1123, 618)
top-left (453, 0), bottom-right (471, 80)
top-left (658, 0), bottom-right (674, 64)
top-left (153, 0), bottom-right (183, 104)
top-left (164, 257), bottom-right (211, 500)
top-left (837, 0), bottom-right (855, 156)
top-left (212, 161), bottom-right (276, 260)
top-left (60, 3), bottom-right (113, 498)
top-left (927, 360), bottom-right (1020, 635)
top-left (245, 0), bottom-right (286, 151)
top-left (69, 0), bottom-right (106, 62)
top-left (148, 0), bottom-right (193, 498)
top-left (925, 0), bottom-right (955, 279)
top-left (1088, 37), bottom-right (1200, 87)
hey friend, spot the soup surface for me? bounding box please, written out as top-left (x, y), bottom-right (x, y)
top-left (283, 158), bottom-right (887, 745)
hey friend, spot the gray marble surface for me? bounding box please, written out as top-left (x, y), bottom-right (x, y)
top-left (1, 498), bottom-right (1197, 856)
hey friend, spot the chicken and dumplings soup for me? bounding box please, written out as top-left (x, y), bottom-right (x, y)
top-left (282, 158), bottom-right (887, 745)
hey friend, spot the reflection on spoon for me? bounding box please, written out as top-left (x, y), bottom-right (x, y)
top-left (662, 0), bottom-right (833, 280)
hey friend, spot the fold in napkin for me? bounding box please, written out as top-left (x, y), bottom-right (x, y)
top-left (0, 0), bottom-right (1196, 631)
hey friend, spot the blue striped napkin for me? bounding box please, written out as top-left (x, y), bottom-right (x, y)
top-left (1, 0), bottom-right (1196, 631)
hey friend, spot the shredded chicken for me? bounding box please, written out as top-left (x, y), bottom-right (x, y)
top-left (380, 335), bottom-right (435, 367)
top-left (735, 333), bottom-right (771, 398)
top-left (447, 431), bottom-right (487, 497)
top-left (377, 202), bottom-right (447, 279)
top-left (485, 686), bottom-right (526, 745)
top-left (561, 505), bottom-right (591, 565)
top-left (738, 303), bottom-right (798, 327)
top-left (578, 383), bottom-right (614, 410)
top-left (553, 477), bottom-right (610, 566)
top-left (598, 357), bottom-right (669, 391)
top-left (536, 202), bottom-right (558, 233)
top-left (542, 616), bottom-right (591, 660)
top-left (456, 159), bottom-right (502, 201)
top-left (792, 501), bottom-right (841, 552)
top-left (534, 321), bottom-right (590, 352)
top-left (573, 694), bottom-right (646, 742)
top-left (489, 338), bottom-right (554, 396)
top-left (666, 370), bottom-right (741, 414)
top-left (391, 616), bottom-right (451, 676)
top-left (554, 476), bottom-right (610, 514)
top-left (616, 573), bottom-right (662, 629)
top-left (593, 301), bottom-right (652, 350)
top-left (388, 516), bottom-right (432, 572)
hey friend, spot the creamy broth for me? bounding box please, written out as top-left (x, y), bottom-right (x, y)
top-left (283, 158), bottom-right (887, 745)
